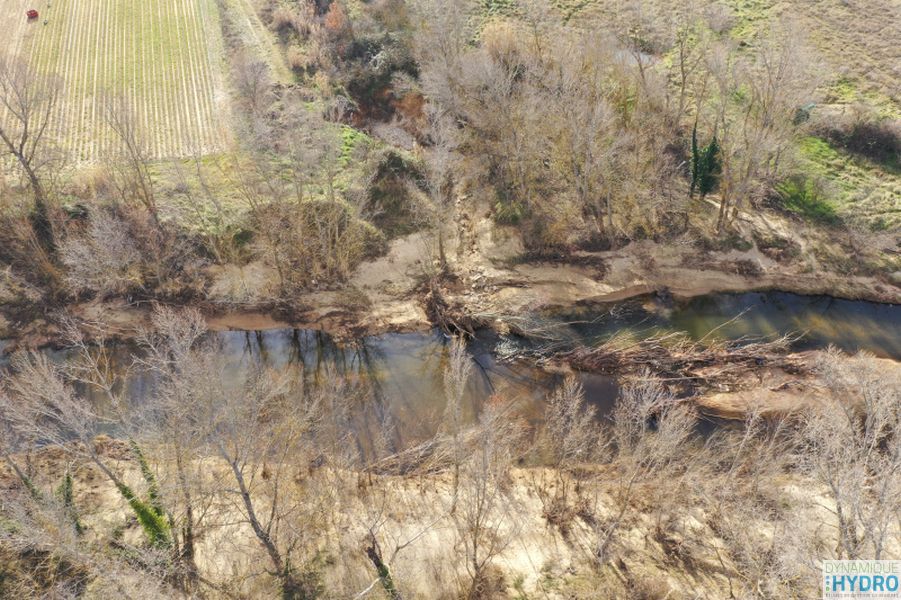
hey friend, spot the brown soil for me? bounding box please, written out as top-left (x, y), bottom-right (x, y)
top-left (1, 199), bottom-right (898, 354)
top-left (1, 239), bottom-right (897, 354)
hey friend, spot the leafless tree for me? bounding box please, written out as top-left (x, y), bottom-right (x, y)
top-left (233, 51), bottom-right (274, 121)
top-left (0, 344), bottom-right (180, 565)
top-left (543, 376), bottom-right (600, 471)
top-left (163, 313), bottom-right (325, 597)
top-left (593, 373), bottom-right (697, 564)
top-left (443, 335), bottom-right (472, 510)
top-left (801, 349), bottom-right (901, 560)
top-left (704, 25), bottom-right (815, 233)
top-left (410, 0), bottom-right (472, 118)
top-left (452, 397), bottom-right (524, 598)
top-left (60, 210), bottom-right (143, 295)
top-left (102, 94), bottom-right (159, 228)
top-left (0, 56), bottom-right (62, 253)
top-left (0, 487), bottom-right (175, 598)
top-left (536, 376), bottom-right (601, 533)
top-left (132, 306), bottom-right (214, 591)
top-left (418, 106), bottom-right (459, 272)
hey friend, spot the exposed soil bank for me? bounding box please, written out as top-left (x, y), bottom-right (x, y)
top-left (0, 231), bottom-right (898, 352)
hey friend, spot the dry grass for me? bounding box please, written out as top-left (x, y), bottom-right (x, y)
top-left (555, 0), bottom-right (900, 109)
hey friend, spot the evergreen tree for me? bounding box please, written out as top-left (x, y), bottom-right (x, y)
top-left (690, 123), bottom-right (721, 199)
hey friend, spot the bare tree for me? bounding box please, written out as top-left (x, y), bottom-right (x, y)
top-left (535, 376), bottom-right (602, 533)
top-left (543, 376), bottom-right (600, 470)
top-left (0, 56), bottom-right (62, 255)
top-left (453, 397), bottom-right (523, 599)
top-left (593, 373), bottom-right (697, 564)
top-left (410, 0), bottom-right (472, 118)
top-left (703, 26), bottom-right (814, 233)
top-left (102, 94), bottom-right (159, 228)
top-left (0, 347), bottom-right (175, 553)
top-left (0, 485), bottom-right (176, 598)
top-left (697, 407), bottom-right (796, 598)
top-left (418, 106), bottom-right (459, 272)
top-left (134, 306), bottom-right (213, 591)
top-left (443, 335), bottom-right (472, 510)
top-left (801, 350), bottom-right (901, 560)
top-left (0, 56), bottom-right (61, 268)
top-left (60, 209), bottom-right (143, 295)
top-left (171, 317), bottom-right (325, 597)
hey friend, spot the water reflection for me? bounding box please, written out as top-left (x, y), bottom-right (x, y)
top-left (551, 292), bottom-right (901, 359)
top-left (1, 292), bottom-right (897, 448)
top-left (37, 328), bottom-right (576, 451)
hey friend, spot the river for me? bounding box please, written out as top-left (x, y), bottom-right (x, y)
top-left (1, 292), bottom-right (898, 447)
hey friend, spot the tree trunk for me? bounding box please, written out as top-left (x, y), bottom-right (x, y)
top-left (364, 533), bottom-right (402, 600)
top-left (175, 451), bottom-right (199, 589)
top-left (716, 197), bottom-right (729, 235)
top-left (222, 450), bottom-right (303, 597)
top-left (20, 157), bottom-right (56, 255)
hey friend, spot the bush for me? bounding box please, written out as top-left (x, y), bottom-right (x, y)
top-left (366, 150), bottom-right (425, 237)
top-left (286, 46), bottom-right (311, 72)
top-left (814, 107), bottom-right (901, 169)
top-left (60, 209), bottom-right (143, 296)
top-left (753, 232), bottom-right (801, 262)
top-left (270, 7), bottom-right (299, 34)
top-left (254, 198), bottom-right (386, 290)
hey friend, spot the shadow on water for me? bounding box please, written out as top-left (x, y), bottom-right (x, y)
top-left (27, 328), bottom-right (575, 452)
top-left (1, 292), bottom-right (898, 449)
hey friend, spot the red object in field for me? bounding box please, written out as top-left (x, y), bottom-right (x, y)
top-left (26, 9), bottom-right (39, 19)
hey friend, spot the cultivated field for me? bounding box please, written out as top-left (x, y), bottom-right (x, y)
top-left (1, 0), bottom-right (229, 161)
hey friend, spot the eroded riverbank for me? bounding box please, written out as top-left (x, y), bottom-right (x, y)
top-left (4, 290), bottom-right (899, 429)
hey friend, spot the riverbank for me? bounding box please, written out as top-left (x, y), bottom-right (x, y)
top-left (1, 230), bottom-right (898, 353)
top-left (3, 345), bottom-right (898, 599)
top-left (2, 216), bottom-right (899, 428)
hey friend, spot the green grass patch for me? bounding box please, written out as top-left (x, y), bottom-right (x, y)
top-left (827, 77), bottom-right (859, 103)
top-left (339, 125), bottom-right (373, 167)
top-left (723, 0), bottom-right (777, 39)
top-left (481, 0), bottom-right (518, 18)
top-left (775, 175), bottom-right (840, 225)
top-left (796, 135), bottom-right (901, 230)
top-left (550, 0), bottom-right (596, 21)
top-left (799, 136), bottom-right (842, 164)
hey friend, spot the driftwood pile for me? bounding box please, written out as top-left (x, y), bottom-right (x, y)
top-left (364, 436), bottom-right (450, 476)
top-left (550, 331), bottom-right (807, 391)
top-left (421, 278), bottom-right (484, 337)
top-left (364, 429), bottom-right (480, 476)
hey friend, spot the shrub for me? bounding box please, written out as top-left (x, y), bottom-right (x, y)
top-left (60, 209), bottom-right (143, 295)
top-left (813, 107), bottom-right (901, 169)
top-left (366, 150), bottom-right (425, 237)
top-left (286, 46), bottom-right (311, 72)
top-left (270, 7), bottom-right (299, 34)
top-left (254, 198), bottom-right (386, 290)
top-left (690, 124), bottom-right (721, 199)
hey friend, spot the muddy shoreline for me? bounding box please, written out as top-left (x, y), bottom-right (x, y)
top-left (2, 260), bottom-right (899, 424)
top-left (1, 259), bottom-right (897, 354)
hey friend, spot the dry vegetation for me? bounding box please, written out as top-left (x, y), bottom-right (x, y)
top-left (0, 0), bottom-right (896, 334)
top-left (0, 0), bottom-right (899, 596)
top-left (0, 308), bottom-right (898, 598)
